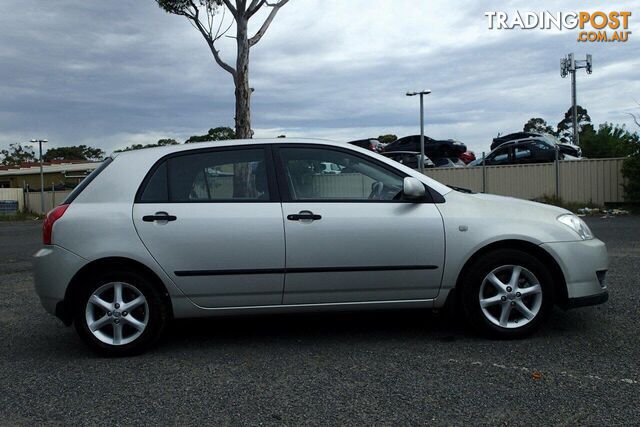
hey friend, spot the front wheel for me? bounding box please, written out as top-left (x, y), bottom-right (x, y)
top-left (460, 249), bottom-right (554, 338)
top-left (74, 270), bottom-right (169, 356)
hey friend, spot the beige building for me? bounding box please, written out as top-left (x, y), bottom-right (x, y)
top-left (0, 161), bottom-right (99, 190)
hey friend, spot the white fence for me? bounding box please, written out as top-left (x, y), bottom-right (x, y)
top-left (0, 188), bottom-right (24, 212)
top-left (27, 190), bottom-right (73, 214)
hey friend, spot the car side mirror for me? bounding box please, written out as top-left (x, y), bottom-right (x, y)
top-left (403, 177), bottom-right (426, 200)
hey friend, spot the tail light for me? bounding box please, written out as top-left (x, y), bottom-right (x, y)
top-left (43, 204), bottom-right (69, 245)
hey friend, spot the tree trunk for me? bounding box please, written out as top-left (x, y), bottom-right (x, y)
top-left (234, 16), bottom-right (252, 140)
top-left (232, 16), bottom-right (252, 197)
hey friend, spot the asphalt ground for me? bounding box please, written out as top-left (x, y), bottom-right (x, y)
top-left (0, 217), bottom-right (638, 425)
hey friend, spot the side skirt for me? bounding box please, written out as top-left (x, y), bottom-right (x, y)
top-left (171, 297), bottom-right (436, 319)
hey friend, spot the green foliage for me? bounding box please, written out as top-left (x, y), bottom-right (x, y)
top-left (622, 103), bottom-right (640, 201)
top-left (523, 118), bottom-right (556, 135)
top-left (557, 105), bottom-right (592, 143)
top-left (580, 123), bottom-right (638, 158)
top-left (185, 127), bottom-right (235, 143)
top-left (43, 145), bottom-right (104, 162)
top-left (115, 138), bottom-right (180, 153)
top-left (377, 134), bottom-right (398, 144)
top-left (156, 139), bottom-right (180, 146)
top-left (156, 0), bottom-right (221, 15)
top-left (0, 143), bottom-right (36, 166)
top-left (622, 153), bottom-right (640, 202)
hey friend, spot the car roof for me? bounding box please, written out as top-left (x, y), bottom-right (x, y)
top-left (494, 136), bottom-right (553, 149)
top-left (113, 138), bottom-right (341, 158)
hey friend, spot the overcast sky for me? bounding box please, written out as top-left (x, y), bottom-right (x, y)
top-left (0, 0), bottom-right (638, 155)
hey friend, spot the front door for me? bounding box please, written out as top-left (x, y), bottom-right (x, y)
top-left (274, 145), bottom-right (445, 305)
top-left (133, 146), bottom-right (285, 308)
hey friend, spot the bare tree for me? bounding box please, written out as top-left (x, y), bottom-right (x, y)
top-left (628, 100), bottom-right (640, 129)
top-left (156, 0), bottom-right (289, 139)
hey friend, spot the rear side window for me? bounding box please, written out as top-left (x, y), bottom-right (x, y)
top-left (138, 148), bottom-right (271, 202)
top-left (139, 162), bottom-right (168, 202)
top-left (63, 157), bottom-right (113, 204)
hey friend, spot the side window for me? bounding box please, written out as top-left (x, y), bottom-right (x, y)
top-left (514, 145), bottom-right (532, 161)
top-left (488, 147), bottom-right (510, 165)
top-left (138, 148), bottom-right (271, 202)
top-left (533, 141), bottom-right (552, 151)
top-left (169, 149), bottom-right (270, 201)
top-left (139, 161), bottom-right (168, 202)
top-left (279, 147), bottom-right (404, 201)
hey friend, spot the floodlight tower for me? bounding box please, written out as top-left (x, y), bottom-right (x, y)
top-left (560, 53), bottom-right (593, 146)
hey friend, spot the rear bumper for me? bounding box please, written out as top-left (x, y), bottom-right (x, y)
top-left (33, 245), bottom-right (86, 319)
top-left (540, 238), bottom-right (609, 308)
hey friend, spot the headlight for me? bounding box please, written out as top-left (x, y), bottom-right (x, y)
top-left (557, 214), bottom-right (593, 240)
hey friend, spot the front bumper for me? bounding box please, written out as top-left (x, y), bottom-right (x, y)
top-left (540, 238), bottom-right (608, 308)
top-left (567, 291), bottom-right (609, 308)
top-left (33, 245), bottom-right (86, 317)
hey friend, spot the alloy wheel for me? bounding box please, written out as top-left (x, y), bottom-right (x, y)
top-left (478, 265), bottom-right (543, 329)
top-left (85, 282), bottom-right (149, 346)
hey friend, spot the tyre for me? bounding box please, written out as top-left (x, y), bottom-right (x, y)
top-left (460, 249), bottom-right (554, 339)
top-left (73, 269), bottom-right (170, 356)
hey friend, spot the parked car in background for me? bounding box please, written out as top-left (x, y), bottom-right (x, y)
top-left (383, 135), bottom-right (467, 160)
top-left (34, 138), bottom-right (608, 356)
top-left (381, 151), bottom-right (434, 169)
top-left (491, 132), bottom-right (582, 158)
top-left (459, 151), bottom-right (476, 164)
top-left (469, 137), bottom-right (565, 167)
top-left (433, 158), bottom-right (466, 168)
top-left (348, 138), bottom-right (384, 153)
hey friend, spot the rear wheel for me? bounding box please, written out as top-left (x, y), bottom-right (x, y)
top-left (74, 270), bottom-right (169, 356)
top-left (461, 249), bottom-right (554, 338)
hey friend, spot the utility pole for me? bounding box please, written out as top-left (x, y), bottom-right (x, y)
top-left (406, 89), bottom-right (432, 173)
top-left (561, 53), bottom-right (592, 146)
top-left (30, 139), bottom-right (48, 214)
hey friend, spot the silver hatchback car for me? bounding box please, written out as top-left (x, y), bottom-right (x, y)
top-left (34, 139), bottom-right (608, 356)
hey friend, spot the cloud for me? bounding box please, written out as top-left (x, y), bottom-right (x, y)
top-left (0, 0), bottom-right (638, 156)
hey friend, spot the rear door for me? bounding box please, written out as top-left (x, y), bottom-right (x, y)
top-left (133, 145), bottom-right (285, 308)
top-left (274, 144), bottom-right (445, 305)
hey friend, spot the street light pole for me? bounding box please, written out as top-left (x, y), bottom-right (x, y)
top-left (30, 138), bottom-right (48, 213)
top-left (406, 89), bottom-right (431, 173)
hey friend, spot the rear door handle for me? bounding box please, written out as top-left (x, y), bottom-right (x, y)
top-left (143, 213), bottom-right (177, 222)
top-left (287, 211), bottom-right (321, 221)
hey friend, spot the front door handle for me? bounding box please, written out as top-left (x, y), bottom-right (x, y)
top-left (287, 211), bottom-right (322, 221)
top-left (143, 212), bottom-right (177, 222)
